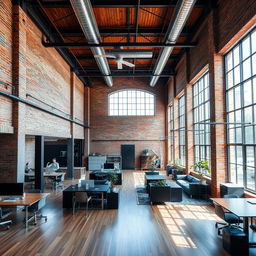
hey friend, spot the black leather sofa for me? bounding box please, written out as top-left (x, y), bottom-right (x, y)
top-left (176, 174), bottom-right (208, 197)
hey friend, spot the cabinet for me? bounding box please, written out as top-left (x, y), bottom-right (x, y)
top-left (88, 156), bottom-right (107, 171)
top-left (106, 155), bottom-right (122, 169)
top-left (220, 183), bottom-right (244, 198)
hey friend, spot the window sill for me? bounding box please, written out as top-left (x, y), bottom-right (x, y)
top-left (189, 171), bottom-right (211, 182)
top-left (244, 190), bottom-right (256, 198)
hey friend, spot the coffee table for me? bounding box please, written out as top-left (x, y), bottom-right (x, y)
top-left (144, 175), bottom-right (166, 192)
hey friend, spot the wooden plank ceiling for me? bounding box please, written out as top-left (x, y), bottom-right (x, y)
top-left (38, 0), bottom-right (207, 79)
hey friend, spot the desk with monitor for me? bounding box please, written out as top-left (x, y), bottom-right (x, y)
top-left (0, 183), bottom-right (49, 230)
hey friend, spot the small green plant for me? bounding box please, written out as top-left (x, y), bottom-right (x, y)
top-left (107, 173), bottom-right (118, 189)
top-left (190, 160), bottom-right (211, 176)
top-left (143, 149), bottom-right (150, 155)
top-left (155, 180), bottom-right (167, 186)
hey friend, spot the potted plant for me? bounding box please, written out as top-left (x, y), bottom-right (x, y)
top-left (154, 180), bottom-right (167, 186)
top-left (143, 149), bottom-right (150, 156)
top-left (107, 173), bottom-right (118, 191)
top-left (190, 160), bottom-right (211, 184)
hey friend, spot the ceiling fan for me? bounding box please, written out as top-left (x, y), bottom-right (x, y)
top-left (94, 50), bottom-right (153, 69)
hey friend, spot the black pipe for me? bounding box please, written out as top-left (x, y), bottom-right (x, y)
top-left (0, 90), bottom-right (89, 128)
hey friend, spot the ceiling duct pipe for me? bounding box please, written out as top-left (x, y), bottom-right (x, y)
top-left (149, 0), bottom-right (196, 87)
top-left (70, 0), bottom-right (113, 87)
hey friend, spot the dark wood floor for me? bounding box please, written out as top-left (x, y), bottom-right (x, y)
top-left (0, 170), bottom-right (255, 256)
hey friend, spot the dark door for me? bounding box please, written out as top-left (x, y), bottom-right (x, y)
top-left (121, 145), bottom-right (135, 169)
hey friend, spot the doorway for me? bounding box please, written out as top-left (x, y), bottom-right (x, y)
top-left (121, 145), bottom-right (135, 169)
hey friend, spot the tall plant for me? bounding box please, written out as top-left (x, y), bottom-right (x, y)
top-left (190, 160), bottom-right (211, 176)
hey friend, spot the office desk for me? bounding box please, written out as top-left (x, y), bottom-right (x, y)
top-left (0, 193), bottom-right (49, 230)
top-left (63, 184), bottom-right (110, 209)
top-left (25, 172), bottom-right (65, 189)
top-left (211, 198), bottom-right (256, 246)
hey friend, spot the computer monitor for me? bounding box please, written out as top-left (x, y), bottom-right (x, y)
top-left (104, 163), bottom-right (114, 169)
top-left (81, 180), bottom-right (95, 188)
top-left (0, 183), bottom-right (24, 197)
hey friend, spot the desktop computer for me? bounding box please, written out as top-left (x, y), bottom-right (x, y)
top-left (0, 183), bottom-right (24, 201)
top-left (81, 180), bottom-right (95, 189)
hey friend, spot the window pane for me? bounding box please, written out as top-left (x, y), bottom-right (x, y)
top-left (225, 28), bottom-right (256, 192)
top-left (108, 90), bottom-right (154, 116)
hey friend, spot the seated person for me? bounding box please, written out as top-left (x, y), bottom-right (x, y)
top-left (25, 162), bottom-right (33, 173)
top-left (45, 158), bottom-right (59, 173)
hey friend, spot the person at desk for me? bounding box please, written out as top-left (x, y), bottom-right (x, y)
top-left (25, 162), bottom-right (32, 174)
top-left (45, 158), bottom-right (59, 173)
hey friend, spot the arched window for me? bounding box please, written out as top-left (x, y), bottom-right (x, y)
top-left (108, 90), bottom-right (155, 116)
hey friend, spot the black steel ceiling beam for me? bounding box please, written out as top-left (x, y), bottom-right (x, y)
top-left (75, 54), bottom-right (180, 60)
top-left (78, 72), bottom-right (175, 78)
top-left (73, 68), bottom-right (173, 73)
top-left (59, 27), bottom-right (189, 37)
top-left (42, 41), bottom-right (197, 48)
top-left (40, 0), bottom-right (206, 8)
top-left (19, 1), bottom-right (91, 87)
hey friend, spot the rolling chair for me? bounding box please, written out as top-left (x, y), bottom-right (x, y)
top-left (27, 189), bottom-right (47, 225)
top-left (214, 194), bottom-right (243, 235)
top-left (0, 207), bottom-right (12, 230)
top-left (73, 192), bottom-right (91, 216)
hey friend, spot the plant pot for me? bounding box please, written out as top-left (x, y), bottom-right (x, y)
top-left (200, 179), bottom-right (207, 185)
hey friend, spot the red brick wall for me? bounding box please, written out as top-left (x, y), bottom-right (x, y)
top-left (90, 77), bottom-right (167, 168)
top-left (217, 0), bottom-right (256, 52)
top-left (0, 0), bottom-right (13, 132)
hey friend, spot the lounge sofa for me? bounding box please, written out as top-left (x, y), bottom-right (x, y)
top-left (176, 174), bottom-right (208, 198)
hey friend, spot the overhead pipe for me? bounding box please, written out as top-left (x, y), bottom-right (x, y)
top-left (70, 0), bottom-right (113, 87)
top-left (149, 0), bottom-right (197, 87)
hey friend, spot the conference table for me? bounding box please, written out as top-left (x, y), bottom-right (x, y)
top-left (0, 193), bottom-right (49, 231)
top-left (25, 172), bottom-right (66, 189)
top-left (211, 198), bottom-right (256, 246)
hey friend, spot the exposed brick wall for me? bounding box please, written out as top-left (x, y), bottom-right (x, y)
top-left (175, 55), bottom-right (187, 95)
top-left (25, 14), bottom-right (71, 137)
top-left (90, 77), bottom-right (167, 168)
top-left (0, 0), bottom-right (13, 131)
top-left (188, 20), bottom-right (209, 82)
top-left (217, 0), bottom-right (256, 52)
top-left (25, 137), bottom-right (35, 169)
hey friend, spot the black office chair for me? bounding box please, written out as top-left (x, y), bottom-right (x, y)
top-left (214, 201), bottom-right (243, 235)
top-left (27, 189), bottom-right (47, 225)
top-left (0, 207), bottom-right (12, 230)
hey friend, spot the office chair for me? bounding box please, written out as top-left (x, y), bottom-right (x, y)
top-left (214, 202), bottom-right (242, 235)
top-left (27, 189), bottom-right (47, 225)
top-left (0, 207), bottom-right (12, 230)
top-left (73, 192), bottom-right (91, 216)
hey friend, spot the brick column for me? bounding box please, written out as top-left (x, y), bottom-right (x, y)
top-left (185, 84), bottom-right (194, 172)
top-left (173, 98), bottom-right (179, 162)
top-left (0, 4), bottom-right (27, 183)
top-left (208, 11), bottom-right (228, 197)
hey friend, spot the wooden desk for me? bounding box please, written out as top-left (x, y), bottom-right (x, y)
top-left (211, 198), bottom-right (256, 235)
top-left (0, 193), bottom-right (49, 230)
top-left (25, 172), bottom-right (65, 177)
top-left (25, 172), bottom-right (65, 189)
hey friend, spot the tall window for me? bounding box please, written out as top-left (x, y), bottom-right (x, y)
top-left (168, 104), bottom-right (174, 162)
top-left (178, 95), bottom-right (186, 166)
top-left (108, 90), bottom-right (155, 116)
top-left (193, 72), bottom-right (211, 175)
top-left (225, 27), bottom-right (256, 192)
